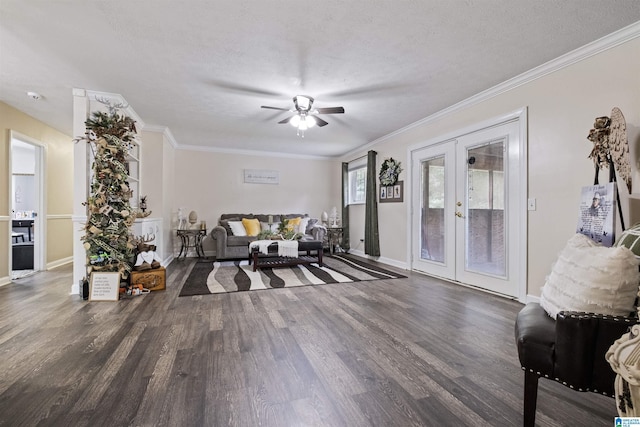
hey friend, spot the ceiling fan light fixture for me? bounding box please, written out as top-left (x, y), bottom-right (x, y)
top-left (293, 95), bottom-right (313, 112)
top-left (305, 115), bottom-right (316, 128)
top-left (290, 114), bottom-right (301, 127)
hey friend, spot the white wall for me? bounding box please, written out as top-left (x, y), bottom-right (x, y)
top-left (173, 149), bottom-right (341, 255)
top-left (341, 35), bottom-right (640, 299)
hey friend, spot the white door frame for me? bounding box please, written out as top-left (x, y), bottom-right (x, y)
top-left (8, 131), bottom-right (46, 274)
top-left (406, 108), bottom-right (528, 302)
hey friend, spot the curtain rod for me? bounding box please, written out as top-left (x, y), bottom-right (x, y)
top-left (346, 154), bottom-right (367, 164)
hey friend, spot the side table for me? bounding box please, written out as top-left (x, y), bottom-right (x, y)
top-left (326, 227), bottom-right (345, 254)
top-left (176, 228), bottom-right (207, 259)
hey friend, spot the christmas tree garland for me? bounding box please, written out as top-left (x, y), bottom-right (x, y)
top-left (76, 110), bottom-right (138, 279)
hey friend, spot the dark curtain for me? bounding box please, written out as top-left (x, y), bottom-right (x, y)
top-left (365, 150), bottom-right (380, 256)
top-left (341, 162), bottom-right (350, 251)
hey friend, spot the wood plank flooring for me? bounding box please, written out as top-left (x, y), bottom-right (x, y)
top-left (0, 257), bottom-right (616, 426)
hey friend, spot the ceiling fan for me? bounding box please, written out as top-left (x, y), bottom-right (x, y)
top-left (261, 95), bottom-right (344, 136)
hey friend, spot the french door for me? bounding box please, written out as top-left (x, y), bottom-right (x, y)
top-left (410, 117), bottom-right (525, 298)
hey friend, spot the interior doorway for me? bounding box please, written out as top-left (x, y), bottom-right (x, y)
top-left (9, 132), bottom-right (45, 280)
top-left (410, 110), bottom-right (527, 300)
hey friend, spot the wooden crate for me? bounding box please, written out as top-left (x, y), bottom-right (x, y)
top-left (130, 267), bottom-right (166, 291)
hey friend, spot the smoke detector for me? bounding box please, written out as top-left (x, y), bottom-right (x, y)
top-left (26, 91), bottom-right (42, 100)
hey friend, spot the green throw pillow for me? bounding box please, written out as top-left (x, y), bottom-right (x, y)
top-left (615, 222), bottom-right (640, 258)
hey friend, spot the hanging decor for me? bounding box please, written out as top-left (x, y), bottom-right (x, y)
top-left (587, 107), bottom-right (632, 194)
top-left (379, 157), bottom-right (403, 186)
top-left (586, 107), bottom-right (631, 230)
top-left (75, 104), bottom-right (138, 280)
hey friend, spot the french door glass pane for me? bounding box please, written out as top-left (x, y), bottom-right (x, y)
top-left (421, 156), bottom-right (445, 262)
top-left (466, 140), bottom-right (506, 276)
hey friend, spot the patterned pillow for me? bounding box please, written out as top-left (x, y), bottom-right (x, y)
top-left (615, 222), bottom-right (640, 259)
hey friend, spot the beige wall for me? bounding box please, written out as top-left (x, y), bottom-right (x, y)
top-left (341, 37), bottom-right (640, 298)
top-left (173, 149), bottom-right (341, 254)
top-left (162, 135), bottom-right (176, 259)
top-left (139, 129), bottom-right (176, 261)
top-left (0, 102), bottom-right (74, 283)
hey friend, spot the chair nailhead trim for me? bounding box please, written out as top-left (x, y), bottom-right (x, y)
top-left (523, 369), bottom-right (615, 397)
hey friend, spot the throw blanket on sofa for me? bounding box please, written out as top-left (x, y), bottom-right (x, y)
top-left (249, 240), bottom-right (299, 258)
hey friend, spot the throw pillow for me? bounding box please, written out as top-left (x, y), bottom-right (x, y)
top-left (539, 233), bottom-right (640, 319)
top-left (241, 218), bottom-right (261, 236)
top-left (286, 217), bottom-right (301, 232)
top-left (297, 217), bottom-right (311, 234)
top-left (228, 220), bottom-right (247, 236)
top-left (615, 222), bottom-right (640, 259)
top-left (220, 218), bottom-right (239, 234)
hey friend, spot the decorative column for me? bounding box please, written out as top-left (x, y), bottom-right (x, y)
top-left (71, 88), bottom-right (89, 294)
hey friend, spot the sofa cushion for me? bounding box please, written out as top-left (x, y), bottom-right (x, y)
top-left (228, 221), bottom-right (247, 236)
top-left (540, 233), bottom-right (640, 319)
top-left (242, 218), bottom-right (261, 236)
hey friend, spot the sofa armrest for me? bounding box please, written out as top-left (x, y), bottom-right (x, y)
top-left (555, 310), bottom-right (637, 393)
top-left (211, 225), bottom-right (229, 257)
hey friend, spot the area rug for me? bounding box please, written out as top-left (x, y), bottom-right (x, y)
top-left (179, 254), bottom-right (406, 296)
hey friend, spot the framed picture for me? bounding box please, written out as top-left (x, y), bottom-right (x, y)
top-left (243, 169), bottom-right (279, 184)
top-left (89, 272), bottom-right (120, 301)
top-left (576, 183), bottom-right (616, 246)
top-left (380, 181), bottom-right (403, 203)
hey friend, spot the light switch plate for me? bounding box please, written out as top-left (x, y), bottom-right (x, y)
top-left (527, 198), bottom-right (536, 211)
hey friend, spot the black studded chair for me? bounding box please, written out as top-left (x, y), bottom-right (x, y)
top-left (515, 302), bottom-right (637, 426)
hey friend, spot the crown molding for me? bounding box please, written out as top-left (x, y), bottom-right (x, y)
top-left (341, 20), bottom-right (640, 160)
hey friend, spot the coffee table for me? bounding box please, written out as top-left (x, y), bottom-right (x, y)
top-left (249, 240), bottom-right (323, 272)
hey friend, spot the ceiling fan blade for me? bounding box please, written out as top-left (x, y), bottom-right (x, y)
top-left (278, 116), bottom-right (294, 124)
top-left (313, 117), bottom-right (329, 127)
top-left (262, 106), bottom-right (290, 111)
top-left (316, 106), bottom-right (345, 114)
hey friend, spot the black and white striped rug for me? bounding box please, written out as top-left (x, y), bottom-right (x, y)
top-left (179, 254), bottom-right (405, 296)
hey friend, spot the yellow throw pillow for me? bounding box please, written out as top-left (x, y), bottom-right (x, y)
top-left (242, 218), bottom-right (261, 236)
top-left (286, 217), bottom-right (301, 232)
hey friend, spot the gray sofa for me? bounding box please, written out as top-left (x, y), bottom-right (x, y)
top-left (211, 213), bottom-right (327, 260)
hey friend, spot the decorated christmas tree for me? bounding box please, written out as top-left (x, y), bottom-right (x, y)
top-left (77, 107), bottom-right (137, 280)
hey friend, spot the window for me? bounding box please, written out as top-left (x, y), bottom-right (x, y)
top-left (348, 159), bottom-right (367, 205)
top-left (468, 169), bottom-right (504, 210)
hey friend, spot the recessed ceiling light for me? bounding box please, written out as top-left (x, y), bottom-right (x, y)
top-left (26, 91), bottom-right (42, 100)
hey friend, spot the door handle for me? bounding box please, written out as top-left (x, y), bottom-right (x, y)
top-left (455, 211), bottom-right (464, 218)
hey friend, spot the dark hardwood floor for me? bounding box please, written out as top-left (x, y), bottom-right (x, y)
top-left (0, 257), bottom-right (615, 426)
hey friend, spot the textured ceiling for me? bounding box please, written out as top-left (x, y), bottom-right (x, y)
top-left (1, 1), bottom-right (639, 157)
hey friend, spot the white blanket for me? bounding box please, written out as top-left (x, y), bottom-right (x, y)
top-left (249, 239), bottom-right (299, 258)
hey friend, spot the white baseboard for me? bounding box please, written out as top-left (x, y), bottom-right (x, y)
top-left (47, 256), bottom-right (73, 270)
top-left (346, 249), bottom-right (409, 270)
top-left (526, 294), bottom-right (540, 304)
top-left (0, 276), bottom-right (10, 287)
top-left (163, 254), bottom-right (175, 266)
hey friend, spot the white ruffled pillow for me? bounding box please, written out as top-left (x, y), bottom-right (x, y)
top-left (540, 233), bottom-right (640, 319)
top-left (228, 221), bottom-right (247, 236)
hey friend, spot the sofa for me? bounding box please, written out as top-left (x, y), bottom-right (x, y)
top-left (211, 213), bottom-right (327, 260)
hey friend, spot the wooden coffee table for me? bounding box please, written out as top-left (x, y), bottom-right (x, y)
top-left (248, 240), bottom-right (323, 272)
